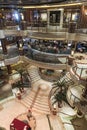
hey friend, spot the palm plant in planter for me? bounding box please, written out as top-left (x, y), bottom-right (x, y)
top-left (0, 127), bottom-right (6, 130)
top-left (50, 78), bottom-right (68, 108)
top-left (17, 68), bottom-right (24, 84)
top-left (15, 67), bottom-right (26, 93)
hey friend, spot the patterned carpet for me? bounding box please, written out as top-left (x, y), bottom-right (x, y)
top-left (71, 117), bottom-right (87, 130)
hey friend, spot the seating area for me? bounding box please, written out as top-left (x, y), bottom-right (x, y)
top-left (27, 40), bottom-right (71, 54)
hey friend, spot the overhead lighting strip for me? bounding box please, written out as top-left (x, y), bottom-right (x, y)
top-left (23, 2), bottom-right (83, 9)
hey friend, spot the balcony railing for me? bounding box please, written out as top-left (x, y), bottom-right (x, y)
top-left (4, 20), bottom-right (87, 36)
top-left (0, 44), bottom-right (70, 68)
top-left (24, 47), bottom-right (69, 64)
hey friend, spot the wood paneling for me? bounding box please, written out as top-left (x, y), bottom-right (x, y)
top-left (23, 9), bottom-right (31, 22)
top-left (80, 5), bottom-right (87, 28)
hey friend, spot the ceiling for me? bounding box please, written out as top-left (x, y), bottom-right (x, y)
top-left (0, 0), bottom-right (69, 5)
top-left (21, 0), bottom-right (67, 5)
top-left (0, 0), bottom-right (85, 8)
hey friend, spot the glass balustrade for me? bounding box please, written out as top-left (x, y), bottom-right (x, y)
top-left (24, 47), bottom-right (69, 64)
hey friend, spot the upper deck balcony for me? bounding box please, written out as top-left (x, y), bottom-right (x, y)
top-left (0, 42), bottom-right (69, 70)
top-left (3, 20), bottom-right (87, 41)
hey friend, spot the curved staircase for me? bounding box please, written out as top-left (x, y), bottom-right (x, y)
top-left (60, 72), bottom-right (75, 86)
top-left (27, 66), bottom-right (41, 84)
top-left (20, 65), bottom-right (52, 114)
top-left (21, 88), bottom-right (51, 114)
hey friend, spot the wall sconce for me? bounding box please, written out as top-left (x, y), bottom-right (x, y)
top-left (53, 104), bottom-right (56, 109)
top-left (85, 11), bottom-right (87, 15)
top-left (0, 40), bottom-right (2, 50)
top-left (19, 43), bottom-right (23, 48)
top-left (84, 9), bottom-right (87, 15)
top-left (71, 50), bottom-right (74, 56)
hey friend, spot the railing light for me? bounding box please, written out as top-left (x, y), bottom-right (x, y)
top-left (71, 50), bottom-right (74, 56)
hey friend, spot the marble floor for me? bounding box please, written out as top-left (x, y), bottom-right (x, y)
top-left (0, 77), bottom-right (65, 130)
top-left (0, 65), bottom-right (78, 130)
top-left (0, 98), bottom-right (65, 130)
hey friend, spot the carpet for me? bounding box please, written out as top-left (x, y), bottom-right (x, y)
top-left (10, 118), bottom-right (31, 130)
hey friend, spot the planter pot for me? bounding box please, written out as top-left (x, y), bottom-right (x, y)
top-left (52, 108), bottom-right (57, 115)
top-left (58, 101), bottom-right (63, 108)
top-left (77, 110), bottom-right (83, 118)
top-left (16, 93), bottom-right (21, 100)
top-left (19, 88), bottom-right (24, 93)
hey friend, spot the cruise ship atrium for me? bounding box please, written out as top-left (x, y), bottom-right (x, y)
top-left (0, 0), bottom-right (87, 130)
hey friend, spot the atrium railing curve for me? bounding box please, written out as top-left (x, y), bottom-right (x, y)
top-left (71, 62), bottom-right (87, 81)
top-left (24, 47), bottom-right (69, 64)
top-left (4, 20), bottom-right (87, 35)
top-left (0, 46), bottom-right (70, 67)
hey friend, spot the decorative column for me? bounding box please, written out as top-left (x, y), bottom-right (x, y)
top-left (0, 30), bottom-right (7, 54)
top-left (7, 65), bottom-right (12, 74)
top-left (1, 39), bottom-right (8, 54)
top-left (68, 22), bottom-right (76, 33)
top-left (0, 30), bottom-right (12, 74)
top-left (60, 9), bottom-right (64, 28)
top-left (80, 5), bottom-right (87, 28)
top-left (47, 9), bottom-right (50, 30)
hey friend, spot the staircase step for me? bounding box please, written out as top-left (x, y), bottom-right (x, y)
top-left (28, 70), bottom-right (38, 73)
top-left (22, 66), bottom-right (50, 114)
top-left (23, 94), bottom-right (49, 106)
top-left (24, 94), bottom-right (35, 100)
top-left (22, 98), bottom-right (33, 105)
top-left (34, 99), bottom-right (49, 106)
top-left (22, 96), bottom-right (33, 103)
top-left (28, 70), bottom-right (39, 73)
top-left (31, 78), bottom-right (41, 83)
top-left (28, 66), bottom-right (41, 84)
top-left (21, 99), bottom-right (50, 114)
top-left (28, 71), bottom-right (39, 75)
top-left (24, 89), bottom-right (49, 99)
top-left (29, 75), bottom-right (40, 79)
top-left (36, 96), bottom-right (48, 101)
top-left (25, 91), bottom-right (35, 97)
top-left (34, 102), bottom-right (50, 109)
top-left (28, 67), bottom-right (38, 70)
top-left (21, 90), bottom-right (50, 114)
top-left (32, 107), bottom-right (50, 114)
top-left (30, 76), bottom-right (40, 80)
top-left (28, 72), bottom-right (39, 75)
top-left (21, 101), bottom-right (31, 108)
top-left (22, 99), bottom-right (49, 108)
top-left (24, 95), bottom-right (48, 102)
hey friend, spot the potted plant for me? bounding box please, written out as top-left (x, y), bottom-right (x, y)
top-left (53, 91), bottom-right (67, 108)
top-left (50, 78), bottom-right (68, 108)
top-left (16, 91), bottom-right (21, 100)
top-left (15, 81), bottom-right (24, 93)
